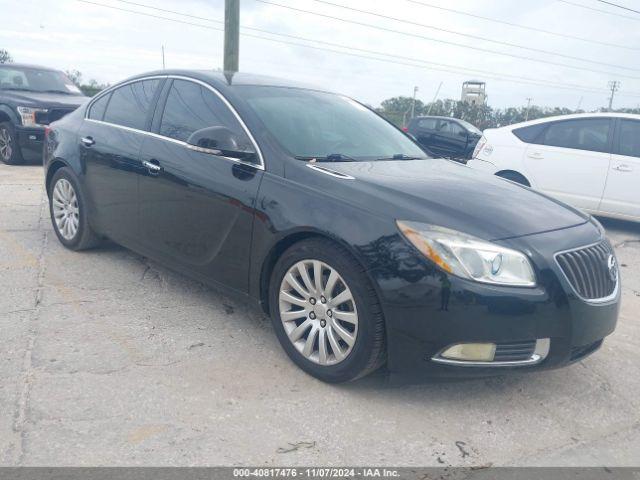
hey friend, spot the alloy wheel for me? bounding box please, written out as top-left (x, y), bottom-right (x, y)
top-left (0, 127), bottom-right (12, 162)
top-left (52, 178), bottom-right (80, 240)
top-left (278, 259), bottom-right (359, 366)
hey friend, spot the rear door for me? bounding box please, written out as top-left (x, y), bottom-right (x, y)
top-left (523, 117), bottom-right (612, 211)
top-left (137, 78), bottom-right (263, 293)
top-left (79, 78), bottom-right (163, 243)
top-left (600, 118), bottom-right (640, 220)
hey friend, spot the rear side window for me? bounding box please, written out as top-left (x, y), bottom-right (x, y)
top-left (88, 93), bottom-right (110, 121)
top-left (103, 79), bottom-right (161, 130)
top-left (512, 123), bottom-right (547, 143)
top-left (539, 118), bottom-right (611, 153)
top-left (618, 120), bottom-right (640, 158)
top-left (159, 79), bottom-right (251, 148)
top-left (417, 118), bottom-right (438, 130)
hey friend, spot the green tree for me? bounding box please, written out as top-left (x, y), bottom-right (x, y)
top-left (64, 69), bottom-right (108, 97)
top-left (0, 49), bottom-right (13, 64)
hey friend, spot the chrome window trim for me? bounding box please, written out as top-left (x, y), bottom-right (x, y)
top-left (83, 74), bottom-right (265, 171)
top-left (306, 163), bottom-right (355, 179)
top-left (553, 240), bottom-right (619, 304)
top-left (431, 338), bottom-right (550, 367)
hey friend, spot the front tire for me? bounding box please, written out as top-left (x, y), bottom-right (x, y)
top-left (49, 167), bottom-right (102, 250)
top-left (0, 122), bottom-right (24, 165)
top-left (269, 238), bottom-right (386, 383)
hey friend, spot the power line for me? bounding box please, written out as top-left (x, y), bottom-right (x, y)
top-left (557, 0), bottom-right (640, 20)
top-left (403, 0), bottom-right (639, 51)
top-left (302, 0), bottom-right (640, 70)
top-left (251, 0), bottom-right (640, 79)
top-left (596, 0), bottom-right (640, 15)
top-left (74, 0), bottom-right (640, 98)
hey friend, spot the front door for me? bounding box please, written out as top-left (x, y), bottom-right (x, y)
top-left (600, 118), bottom-right (640, 220)
top-left (137, 78), bottom-right (263, 293)
top-left (523, 117), bottom-right (612, 211)
top-left (80, 78), bottom-right (163, 243)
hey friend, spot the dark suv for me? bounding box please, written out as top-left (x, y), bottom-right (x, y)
top-left (0, 63), bottom-right (87, 164)
top-left (406, 116), bottom-right (482, 160)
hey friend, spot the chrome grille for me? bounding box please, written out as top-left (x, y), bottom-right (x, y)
top-left (35, 108), bottom-right (76, 125)
top-left (556, 241), bottom-right (617, 301)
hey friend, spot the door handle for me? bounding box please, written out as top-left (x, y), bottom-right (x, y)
top-left (81, 136), bottom-right (95, 147)
top-left (527, 152), bottom-right (543, 159)
top-left (613, 164), bottom-right (633, 172)
top-left (142, 159), bottom-right (162, 174)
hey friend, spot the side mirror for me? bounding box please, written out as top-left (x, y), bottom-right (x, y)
top-left (187, 126), bottom-right (256, 162)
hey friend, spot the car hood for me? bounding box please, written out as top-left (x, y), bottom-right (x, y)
top-left (324, 159), bottom-right (589, 241)
top-left (1, 91), bottom-right (88, 109)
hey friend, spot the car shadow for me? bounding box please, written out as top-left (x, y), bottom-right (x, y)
top-left (597, 216), bottom-right (640, 236)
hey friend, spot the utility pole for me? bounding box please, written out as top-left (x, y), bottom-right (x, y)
top-left (525, 97), bottom-right (533, 121)
top-left (608, 81), bottom-right (620, 111)
top-left (426, 82), bottom-right (443, 116)
top-left (161, 45), bottom-right (165, 69)
top-left (410, 86), bottom-right (419, 119)
top-left (224, 0), bottom-right (240, 73)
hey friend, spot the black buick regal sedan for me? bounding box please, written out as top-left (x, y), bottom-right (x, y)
top-left (43, 70), bottom-right (620, 382)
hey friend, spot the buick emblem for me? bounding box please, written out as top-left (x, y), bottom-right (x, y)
top-left (607, 255), bottom-right (618, 282)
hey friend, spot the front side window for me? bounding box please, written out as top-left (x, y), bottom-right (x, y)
top-left (539, 118), bottom-right (611, 153)
top-left (103, 79), bottom-right (160, 131)
top-left (240, 86), bottom-right (427, 160)
top-left (438, 120), bottom-right (465, 136)
top-left (159, 79), bottom-right (252, 150)
top-left (618, 120), bottom-right (640, 158)
top-left (88, 93), bottom-right (111, 121)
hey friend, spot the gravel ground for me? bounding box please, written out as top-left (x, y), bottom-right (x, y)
top-left (1, 162), bottom-right (639, 466)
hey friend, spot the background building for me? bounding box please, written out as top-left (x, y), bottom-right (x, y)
top-left (461, 80), bottom-right (487, 105)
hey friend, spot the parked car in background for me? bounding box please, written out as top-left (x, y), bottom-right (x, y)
top-left (405, 115), bottom-right (482, 160)
top-left (0, 63), bottom-right (87, 164)
top-left (44, 71), bottom-right (619, 382)
top-left (468, 113), bottom-right (640, 223)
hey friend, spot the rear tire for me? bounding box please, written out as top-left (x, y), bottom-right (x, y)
top-left (496, 170), bottom-right (530, 187)
top-left (49, 167), bottom-right (102, 251)
top-left (0, 122), bottom-right (24, 165)
top-left (269, 238), bottom-right (386, 383)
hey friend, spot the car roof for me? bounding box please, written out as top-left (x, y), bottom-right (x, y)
top-left (0, 63), bottom-right (61, 72)
top-left (499, 112), bottom-right (640, 130)
top-left (124, 69), bottom-right (330, 95)
top-left (413, 116), bottom-right (457, 121)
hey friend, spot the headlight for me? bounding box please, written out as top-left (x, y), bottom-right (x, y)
top-left (17, 106), bottom-right (48, 127)
top-left (397, 221), bottom-right (536, 287)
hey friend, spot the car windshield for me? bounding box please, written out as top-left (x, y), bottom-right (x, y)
top-left (239, 86), bottom-right (429, 160)
top-left (457, 119), bottom-right (482, 135)
top-left (0, 66), bottom-right (83, 95)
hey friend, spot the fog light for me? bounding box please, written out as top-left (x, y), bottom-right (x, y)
top-left (440, 343), bottom-right (496, 362)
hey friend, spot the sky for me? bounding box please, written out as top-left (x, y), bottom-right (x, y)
top-left (1, 0), bottom-right (640, 111)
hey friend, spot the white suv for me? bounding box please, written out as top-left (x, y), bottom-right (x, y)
top-left (468, 113), bottom-right (640, 223)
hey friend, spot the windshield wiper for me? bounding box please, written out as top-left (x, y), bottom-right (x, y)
top-left (43, 89), bottom-right (72, 94)
top-left (295, 153), bottom-right (356, 162)
top-left (377, 153), bottom-right (427, 160)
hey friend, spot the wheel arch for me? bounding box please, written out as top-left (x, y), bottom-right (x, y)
top-left (258, 229), bottom-right (379, 316)
top-left (45, 159), bottom-right (72, 197)
top-left (0, 105), bottom-right (18, 124)
top-left (496, 169), bottom-right (531, 187)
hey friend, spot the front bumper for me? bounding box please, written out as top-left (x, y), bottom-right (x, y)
top-left (15, 126), bottom-right (45, 161)
top-left (373, 221), bottom-right (620, 377)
